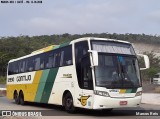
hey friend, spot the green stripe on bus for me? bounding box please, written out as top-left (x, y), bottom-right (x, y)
top-left (40, 68), bottom-right (58, 103)
top-left (125, 89), bottom-right (132, 93)
top-left (34, 69), bottom-right (50, 102)
top-left (131, 88), bottom-right (137, 93)
top-left (52, 45), bottom-right (60, 50)
top-left (59, 41), bottom-right (70, 48)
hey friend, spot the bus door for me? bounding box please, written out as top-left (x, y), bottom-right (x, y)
top-left (80, 56), bottom-right (94, 108)
top-left (75, 41), bottom-right (94, 108)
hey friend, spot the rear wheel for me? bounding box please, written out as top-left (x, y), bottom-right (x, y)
top-left (14, 92), bottom-right (19, 104)
top-left (64, 92), bottom-right (75, 113)
top-left (19, 92), bottom-right (25, 105)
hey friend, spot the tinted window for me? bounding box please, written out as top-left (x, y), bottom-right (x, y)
top-left (8, 45), bottom-right (72, 75)
top-left (26, 57), bottom-right (34, 72)
top-left (40, 54), bottom-right (45, 70)
top-left (60, 45), bottom-right (72, 66)
top-left (45, 51), bottom-right (54, 68)
top-left (8, 63), bottom-right (13, 75)
top-left (75, 41), bottom-right (91, 89)
top-left (35, 56), bottom-right (40, 70)
top-left (19, 60), bottom-right (26, 73)
top-left (14, 61), bottom-right (19, 74)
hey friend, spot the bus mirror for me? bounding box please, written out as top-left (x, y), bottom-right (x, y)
top-left (88, 50), bottom-right (98, 67)
top-left (137, 54), bottom-right (150, 70)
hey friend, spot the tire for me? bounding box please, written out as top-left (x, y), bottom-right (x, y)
top-left (14, 92), bottom-right (19, 104)
top-left (64, 92), bottom-right (75, 113)
top-left (102, 108), bottom-right (113, 112)
top-left (19, 92), bottom-right (25, 105)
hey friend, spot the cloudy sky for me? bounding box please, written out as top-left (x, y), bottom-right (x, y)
top-left (0, 0), bottom-right (160, 36)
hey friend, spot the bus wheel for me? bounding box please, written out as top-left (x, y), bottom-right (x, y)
top-left (19, 91), bottom-right (25, 105)
top-left (14, 92), bottom-right (19, 104)
top-left (64, 92), bottom-right (75, 113)
top-left (102, 108), bottom-right (113, 112)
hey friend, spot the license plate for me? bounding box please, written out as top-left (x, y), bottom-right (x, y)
top-left (120, 101), bottom-right (127, 105)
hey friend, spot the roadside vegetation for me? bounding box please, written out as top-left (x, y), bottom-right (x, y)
top-left (0, 33), bottom-right (160, 84)
top-left (0, 76), bottom-right (6, 84)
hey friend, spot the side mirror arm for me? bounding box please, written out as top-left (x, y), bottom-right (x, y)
top-left (88, 50), bottom-right (98, 67)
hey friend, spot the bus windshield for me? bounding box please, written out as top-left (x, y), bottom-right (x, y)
top-left (94, 54), bottom-right (141, 88)
top-left (91, 41), bottom-right (141, 89)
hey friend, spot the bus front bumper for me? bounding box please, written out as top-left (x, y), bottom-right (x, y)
top-left (93, 95), bottom-right (141, 109)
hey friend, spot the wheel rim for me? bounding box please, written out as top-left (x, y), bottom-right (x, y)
top-left (66, 98), bottom-right (72, 108)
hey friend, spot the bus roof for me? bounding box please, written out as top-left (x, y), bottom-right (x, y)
top-left (9, 37), bottom-right (131, 63)
top-left (70, 37), bottom-right (131, 44)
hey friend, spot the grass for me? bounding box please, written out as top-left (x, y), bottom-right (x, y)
top-left (0, 76), bottom-right (6, 84)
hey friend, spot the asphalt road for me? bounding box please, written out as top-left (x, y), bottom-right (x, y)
top-left (0, 97), bottom-right (160, 119)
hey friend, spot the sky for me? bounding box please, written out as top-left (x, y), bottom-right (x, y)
top-left (0, 0), bottom-right (160, 37)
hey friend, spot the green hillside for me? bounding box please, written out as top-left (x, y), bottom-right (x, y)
top-left (0, 33), bottom-right (160, 82)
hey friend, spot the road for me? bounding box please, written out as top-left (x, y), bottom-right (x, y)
top-left (0, 97), bottom-right (160, 119)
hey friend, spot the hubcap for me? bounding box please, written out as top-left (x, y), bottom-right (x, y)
top-left (66, 98), bottom-right (72, 107)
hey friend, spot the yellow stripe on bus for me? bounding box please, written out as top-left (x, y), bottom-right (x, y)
top-left (119, 89), bottom-right (126, 94)
top-left (24, 71), bottom-right (43, 102)
top-left (32, 45), bottom-right (57, 54)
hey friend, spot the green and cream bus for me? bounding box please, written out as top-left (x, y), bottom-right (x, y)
top-left (7, 37), bottom-right (149, 112)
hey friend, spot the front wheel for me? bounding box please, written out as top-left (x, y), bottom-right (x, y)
top-left (64, 93), bottom-right (76, 113)
top-left (102, 108), bottom-right (113, 112)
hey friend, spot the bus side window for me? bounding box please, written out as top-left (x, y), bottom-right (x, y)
top-left (25, 58), bottom-right (29, 72)
top-left (62, 45), bottom-right (72, 66)
top-left (45, 53), bottom-right (49, 69)
top-left (60, 50), bottom-right (64, 66)
top-left (14, 61), bottom-right (19, 74)
top-left (26, 57), bottom-right (34, 72)
top-left (19, 60), bottom-right (26, 73)
top-left (40, 54), bottom-right (45, 70)
top-left (48, 52), bottom-right (54, 68)
top-left (8, 63), bottom-right (13, 75)
top-left (35, 56), bottom-right (40, 70)
top-left (53, 51), bottom-right (60, 67)
top-left (11, 62), bottom-right (15, 74)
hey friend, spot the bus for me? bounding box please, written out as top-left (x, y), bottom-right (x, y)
top-left (7, 37), bottom-right (150, 113)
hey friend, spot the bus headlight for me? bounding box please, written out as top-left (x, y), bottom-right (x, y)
top-left (94, 90), bottom-right (110, 97)
top-left (135, 91), bottom-right (142, 96)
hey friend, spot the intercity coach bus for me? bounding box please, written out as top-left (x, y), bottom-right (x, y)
top-left (7, 37), bottom-right (149, 112)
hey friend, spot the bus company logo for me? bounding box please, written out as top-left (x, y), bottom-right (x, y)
top-left (16, 75), bottom-right (31, 82)
top-left (62, 74), bottom-right (72, 78)
top-left (78, 96), bottom-right (90, 106)
top-left (109, 89), bottom-right (119, 92)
